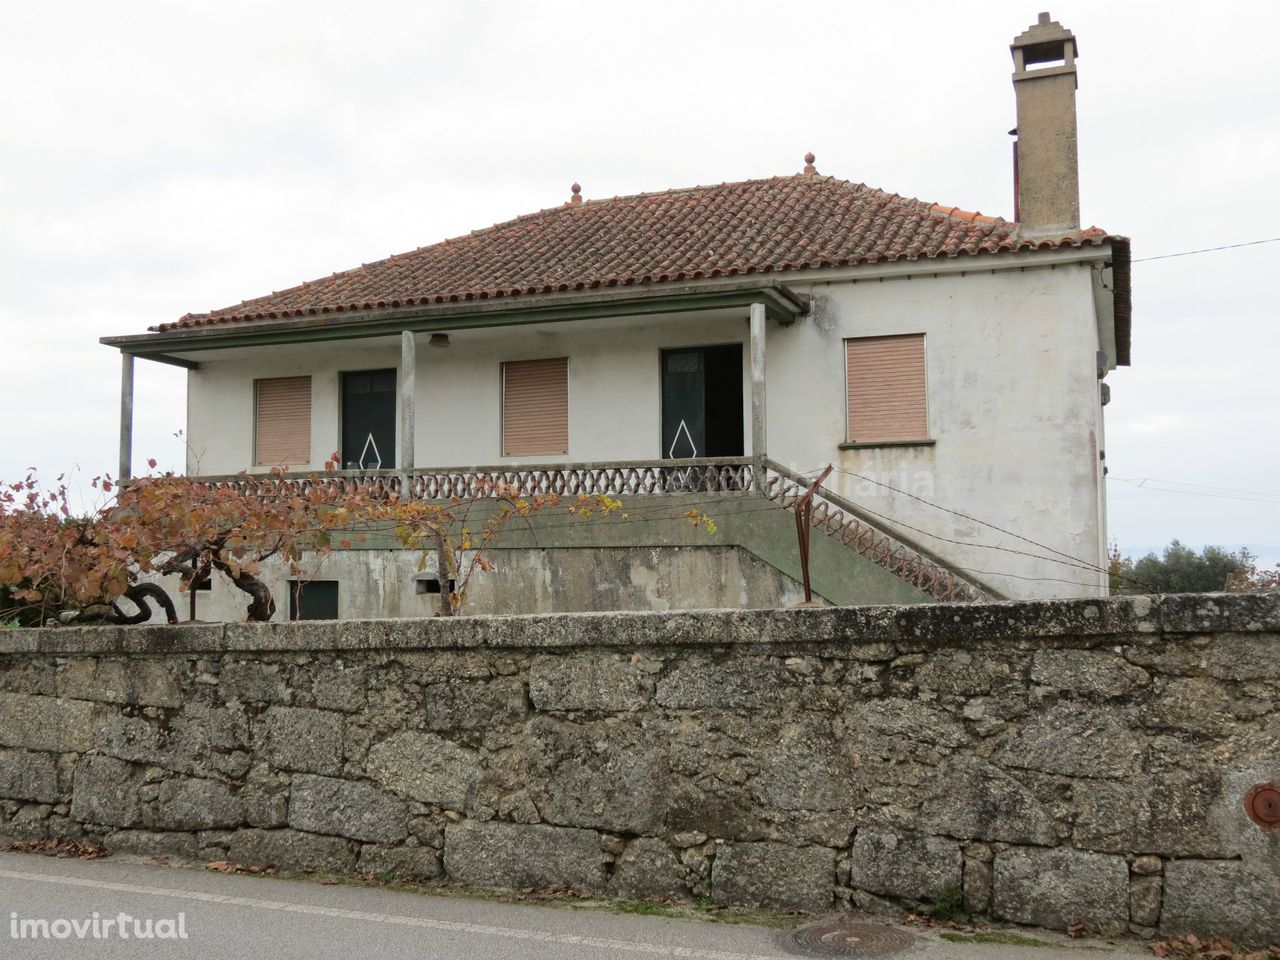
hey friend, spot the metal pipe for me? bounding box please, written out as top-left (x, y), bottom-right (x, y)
top-left (793, 465), bottom-right (833, 603)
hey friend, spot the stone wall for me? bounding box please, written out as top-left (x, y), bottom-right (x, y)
top-left (1, 593), bottom-right (1277, 942)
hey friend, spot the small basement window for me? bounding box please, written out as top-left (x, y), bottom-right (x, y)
top-left (415, 576), bottom-right (457, 595)
top-left (288, 580), bottom-right (339, 621)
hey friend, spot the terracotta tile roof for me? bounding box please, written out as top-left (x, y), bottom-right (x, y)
top-left (153, 172), bottom-right (1125, 332)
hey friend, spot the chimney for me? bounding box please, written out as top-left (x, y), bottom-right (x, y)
top-left (1010, 12), bottom-right (1080, 235)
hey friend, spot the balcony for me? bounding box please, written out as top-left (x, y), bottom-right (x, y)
top-left (189, 457), bottom-right (757, 501)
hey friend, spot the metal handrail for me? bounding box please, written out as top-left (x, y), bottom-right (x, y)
top-left (762, 459), bottom-right (999, 603)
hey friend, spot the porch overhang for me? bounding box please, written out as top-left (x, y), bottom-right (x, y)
top-left (100, 278), bottom-right (808, 360)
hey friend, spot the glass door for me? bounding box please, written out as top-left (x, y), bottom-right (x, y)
top-left (661, 349), bottom-right (705, 458)
top-left (341, 369), bottom-right (397, 470)
top-left (660, 345), bottom-right (743, 459)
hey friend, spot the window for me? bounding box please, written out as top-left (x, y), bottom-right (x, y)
top-left (288, 580), bottom-right (339, 621)
top-left (844, 334), bottom-right (929, 444)
top-left (502, 357), bottom-right (568, 457)
top-left (415, 576), bottom-right (457, 596)
top-left (254, 376), bottom-right (311, 467)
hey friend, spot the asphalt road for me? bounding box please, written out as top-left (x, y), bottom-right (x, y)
top-left (0, 850), bottom-right (1147, 960)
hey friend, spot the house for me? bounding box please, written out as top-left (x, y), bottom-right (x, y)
top-left (102, 13), bottom-right (1131, 619)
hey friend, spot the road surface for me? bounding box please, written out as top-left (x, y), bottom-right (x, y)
top-left (0, 850), bottom-right (1147, 959)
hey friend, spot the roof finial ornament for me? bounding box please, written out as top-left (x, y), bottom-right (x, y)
top-left (803, 152), bottom-right (817, 176)
top-left (569, 182), bottom-right (582, 205)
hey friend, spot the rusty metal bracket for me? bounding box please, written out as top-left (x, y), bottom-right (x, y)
top-left (793, 465), bottom-right (834, 605)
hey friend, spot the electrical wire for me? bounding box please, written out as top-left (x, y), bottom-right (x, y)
top-left (485, 464), bottom-right (1126, 584)
top-left (1126, 478), bottom-right (1280, 498)
top-left (822, 464), bottom-right (1115, 577)
top-left (1131, 236), bottom-right (1280, 263)
top-left (497, 492), bottom-right (1110, 590)
top-left (833, 495), bottom-right (1107, 579)
top-left (494, 473), bottom-right (1120, 590)
top-left (1111, 477), bottom-right (1280, 505)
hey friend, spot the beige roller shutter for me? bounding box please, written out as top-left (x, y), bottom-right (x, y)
top-left (254, 376), bottom-right (312, 467)
top-left (502, 358), bottom-right (569, 457)
top-left (845, 335), bottom-right (928, 443)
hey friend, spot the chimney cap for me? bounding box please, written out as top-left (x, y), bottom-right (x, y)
top-left (1011, 11), bottom-right (1077, 65)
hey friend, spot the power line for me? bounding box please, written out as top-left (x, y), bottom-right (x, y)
top-left (843, 495), bottom-right (1163, 592)
top-left (840, 496), bottom-right (1106, 576)
top-left (492, 468), bottom-right (1155, 591)
top-left (495, 485), bottom-right (1112, 591)
top-left (823, 464), bottom-right (1114, 576)
top-left (1132, 236), bottom-right (1280, 263)
top-left (955, 567), bottom-right (1114, 590)
top-left (1129, 478), bottom-right (1280, 498)
top-left (1111, 477), bottom-right (1280, 505)
top-left (405, 476), bottom-right (1095, 576)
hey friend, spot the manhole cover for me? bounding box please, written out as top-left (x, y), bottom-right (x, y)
top-left (781, 920), bottom-right (915, 958)
top-left (1245, 783), bottom-right (1280, 830)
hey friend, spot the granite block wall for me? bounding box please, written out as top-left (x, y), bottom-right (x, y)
top-left (1, 593), bottom-right (1277, 942)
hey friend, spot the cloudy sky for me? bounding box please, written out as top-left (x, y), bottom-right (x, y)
top-left (1, 1), bottom-right (1276, 566)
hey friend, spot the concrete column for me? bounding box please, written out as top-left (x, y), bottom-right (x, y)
top-left (118, 352), bottom-right (134, 481)
top-left (399, 330), bottom-right (416, 473)
top-left (749, 302), bottom-right (767, 490)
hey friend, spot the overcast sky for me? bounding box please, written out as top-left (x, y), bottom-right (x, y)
top-left (1, 1), bottom-right (1276, 566)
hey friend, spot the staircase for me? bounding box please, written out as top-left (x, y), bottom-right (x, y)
top-left (761, 460), bottom-right (1000, 603)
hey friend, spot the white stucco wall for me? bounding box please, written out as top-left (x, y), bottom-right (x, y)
top-left (185, 312), bottom-right (752, 474)
top-left (181, 258), bottom-right (1111, 600)
top-left (771, 262), bottom-right (1108, 599)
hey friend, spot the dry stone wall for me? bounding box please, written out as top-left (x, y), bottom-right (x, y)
top-left (1, 594), bottom-right (1278, 942)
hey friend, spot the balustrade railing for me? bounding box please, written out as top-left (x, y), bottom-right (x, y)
top-left (192, 457), bottom-right (992, 603)
top-left (193, 458), bottom-right (755, 502)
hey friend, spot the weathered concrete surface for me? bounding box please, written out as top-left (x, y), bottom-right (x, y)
top-left (143, 542), bottom-right (831, 622)
top-left (1, 593), bottom-right (1278, 944)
